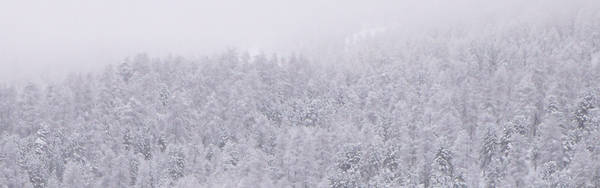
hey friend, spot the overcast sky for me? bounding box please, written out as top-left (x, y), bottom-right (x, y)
top-left (0, 0), bottom-right (597, 83)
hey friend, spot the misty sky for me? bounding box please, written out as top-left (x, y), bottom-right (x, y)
top-left (0, 0), bottom-right (597, 83)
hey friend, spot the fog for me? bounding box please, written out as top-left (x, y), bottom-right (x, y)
top-left (5, 1), bottom-right (600, 187)
top-left (0, 0), bottom-right (597, 83)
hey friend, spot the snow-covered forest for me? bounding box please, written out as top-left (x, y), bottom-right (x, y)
top-left (3, 3), bottom-right (600, 188)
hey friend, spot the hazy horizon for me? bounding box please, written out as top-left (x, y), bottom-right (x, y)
top-left (1, 0), bottom-right (598, 84)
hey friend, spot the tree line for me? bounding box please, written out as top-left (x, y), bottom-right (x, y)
top-left (1, 12), bottom-right (600, 188)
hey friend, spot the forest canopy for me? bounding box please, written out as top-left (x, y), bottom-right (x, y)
top-left (2, 8), bottom-right (600, 188)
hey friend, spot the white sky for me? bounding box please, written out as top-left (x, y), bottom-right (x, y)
top-left (0, 0), bottom-right (597, 83)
